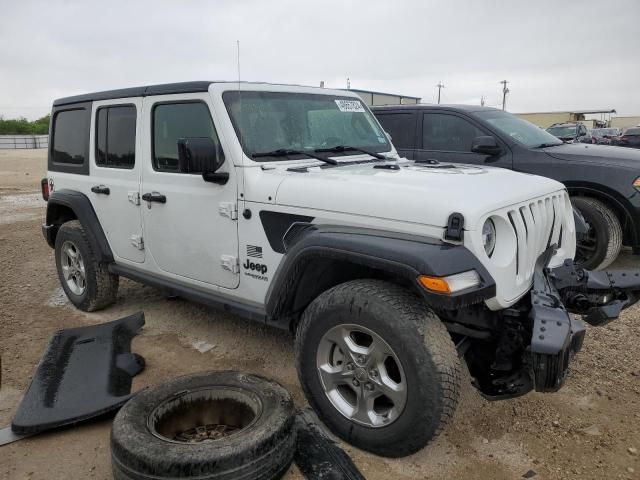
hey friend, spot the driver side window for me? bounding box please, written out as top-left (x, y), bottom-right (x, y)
top-left (152, 102), bottom-right (224, 173)
top-left (422, 113), bottom-right (484, 152)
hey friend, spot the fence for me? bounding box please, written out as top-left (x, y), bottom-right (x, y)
top-left (0, 135), bottom-right (49, 149)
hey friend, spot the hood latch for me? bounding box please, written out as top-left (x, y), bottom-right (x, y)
top-left (445, 212), bottom-right (465, 241)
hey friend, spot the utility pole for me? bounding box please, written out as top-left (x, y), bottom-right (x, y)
top-left (480, 95), bottom-right (485, 107)
top-left (500, 80), bottom-right (509, 111)
top-left (436, 82), bottom-right (445, 104)
top-left (346, 77), bottom-right (351, 89)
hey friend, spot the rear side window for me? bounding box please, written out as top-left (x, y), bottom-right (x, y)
top-left (374, 113), bottom-right (415, 149)
top-left (422, 113), bottom-right (485, 152)
top-left (52, 109), bottom-right (87, 164)
top-left (152, 102), bottom-right (223, 173)
top-left (95, 105), bottom-right (136, 168)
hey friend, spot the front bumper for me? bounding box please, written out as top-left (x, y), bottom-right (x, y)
top-left (475, 247), bottom-right (639, 400)
top-left (529, 248), bottom-right (640, 393)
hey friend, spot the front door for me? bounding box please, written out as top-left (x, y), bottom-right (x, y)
top-left (140, 94), bottom-right (239, 289)
top-left (415, 111), bottom-right (512, 168)
top-left (89, 99), bottom-right (145, 263)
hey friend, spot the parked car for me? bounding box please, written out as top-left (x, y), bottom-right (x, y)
top-left (545, 122), bottom-right (589, 143)
top-left (617, 127), bottom-right (640, 149)
top-left (591, 128), bottom-right (621, 145)
top-left (373, 104), bottom-right (640, 269)
top-left (41, 82), bottom-right (639, 457)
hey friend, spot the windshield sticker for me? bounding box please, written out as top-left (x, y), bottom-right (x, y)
top-left (335, 99), bottom-right (365, 113)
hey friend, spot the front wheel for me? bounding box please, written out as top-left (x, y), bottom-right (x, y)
top-left (572, 197), bottom-right (622, 270)
top-left (294, 279), bottom-right (461, 458)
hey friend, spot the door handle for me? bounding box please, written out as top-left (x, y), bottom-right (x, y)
top-left (91, 185), bottom-right (110, 195)
top-left (141, 192), bottom-right (167, 204)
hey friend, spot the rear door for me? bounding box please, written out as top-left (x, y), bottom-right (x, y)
top-left (415, 110), bottom-right (512, 168)
top-left (373, 110), bottom-right (418, 158)
top-left (139, 94), bottom-right (239, 289)
top-left (89, 99), bottom-right (144, 263)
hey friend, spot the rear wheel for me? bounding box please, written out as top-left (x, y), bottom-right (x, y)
top-left (572, 197), bottom-right (622, 270)
top-left (295, 279), bottom-right (461, 458)
top-left (54, 220), bottom-right (118, 311)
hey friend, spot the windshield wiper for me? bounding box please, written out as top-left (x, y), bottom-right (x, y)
top-left (251, 149), bottom-right (337, 165)
top-left (533, 142), bottom-right (562, 149)
top-left (314, 145), bottom-right (386, 160)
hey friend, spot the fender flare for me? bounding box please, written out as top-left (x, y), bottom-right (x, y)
top-left (44, 189), bottom-right (113, 263)
top-left (264, 224), bottom-right (496, 325)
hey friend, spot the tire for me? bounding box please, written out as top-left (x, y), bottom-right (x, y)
top-left (110, 371), bottom-right (296, 480)
top-left (294, 279), bottom-right (461, 458)
top-left (54, 220), bottom-right (118, 311)
top-left (572, 197), bottom-right (622, 270)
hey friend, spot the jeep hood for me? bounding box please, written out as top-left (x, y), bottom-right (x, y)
top-left (274, 161), bottom-right (565, 230)
top-left (542, 143), bottom-right (640, 169)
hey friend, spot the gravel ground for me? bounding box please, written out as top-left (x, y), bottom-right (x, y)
top-left (0, 150), bottom-right (638, 480)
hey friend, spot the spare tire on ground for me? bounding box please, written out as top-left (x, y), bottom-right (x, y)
top-left (111, 371), bottom-right (296, 480)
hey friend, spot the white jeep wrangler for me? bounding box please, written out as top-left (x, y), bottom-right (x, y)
top-left (41, 82), bottom-right (640, 457)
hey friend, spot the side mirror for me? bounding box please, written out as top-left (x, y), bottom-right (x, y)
top-left (177, 137), bottom-right (227, 184)
top-left (471, 136), bottom-right (502, 156)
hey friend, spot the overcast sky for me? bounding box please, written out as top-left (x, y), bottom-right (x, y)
top-left (1, 0), bottom-right (638, 120)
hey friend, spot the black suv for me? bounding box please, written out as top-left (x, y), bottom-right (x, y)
top-left (373, 105), bottom-right (640, 269)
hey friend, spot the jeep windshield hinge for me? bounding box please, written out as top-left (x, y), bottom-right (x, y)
top-left (444, 212), bottom-right (465, 241)
top-left (219, 202), bottom-right (238, 220)
top-left (220, 255), bottom-right (239, 274)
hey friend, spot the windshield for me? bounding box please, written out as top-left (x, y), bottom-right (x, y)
top-left (223, 91), bottom-right (391, 160)
top-left (546, 125), bottom-right (578, 138)
top-left (475, 110), bottom-right (563, 147)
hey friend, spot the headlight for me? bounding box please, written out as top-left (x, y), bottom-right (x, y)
top-left (417, 270), bottom-right (481, 294)
top-left (482, 218), bottom-right (497, 257)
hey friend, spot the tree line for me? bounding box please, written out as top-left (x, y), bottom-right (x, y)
top-left (0, 115), bottom-right (50, 135)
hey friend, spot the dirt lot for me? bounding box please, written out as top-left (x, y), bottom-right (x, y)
top-left (0, 149), bottom-right (638, 480)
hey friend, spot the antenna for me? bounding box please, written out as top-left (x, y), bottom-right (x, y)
top-left (236, 40), bottom-right (243, 159)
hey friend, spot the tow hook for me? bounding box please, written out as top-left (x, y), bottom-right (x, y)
top-left (548, 259), bottom-right (640, 326)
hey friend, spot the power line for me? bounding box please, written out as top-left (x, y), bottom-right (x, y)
top-left (499, 80), bottom-right (509, 111)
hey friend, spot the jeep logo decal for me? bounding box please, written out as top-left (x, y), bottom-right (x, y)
top-left (243, 259), bottom-right (268, 275)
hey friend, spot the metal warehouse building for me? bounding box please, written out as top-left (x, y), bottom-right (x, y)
top-left (515, 109), bottom-right (617, 129)
top-left (348, 88), bottom-right (421, 106)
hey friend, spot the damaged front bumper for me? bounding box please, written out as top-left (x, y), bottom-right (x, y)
top-left (475, 247), bottom-right (639, 400)
top-left (529, 248), bottom-right (639, 393)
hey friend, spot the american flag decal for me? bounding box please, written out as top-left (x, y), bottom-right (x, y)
top-left (246, 245), bottom-right (263, 258)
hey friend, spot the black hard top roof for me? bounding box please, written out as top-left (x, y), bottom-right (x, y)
top-left (370, 104), bottom-right (500, 113)
top-left (53, 81), bottom-right (215, 106)
top-left (52, 81), bottom-right (361, 107)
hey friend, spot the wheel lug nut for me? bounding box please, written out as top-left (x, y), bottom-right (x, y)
top-left (352, 379), bottom-right (360, 387)
top-left (369, 369), bottom-right (378, 377)
top-left (365, 382), bottom-right (374, 391)
top-left (346, 363), bottom-right (354, 371)
top-left (356, 355), bottom-right (365, 364)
